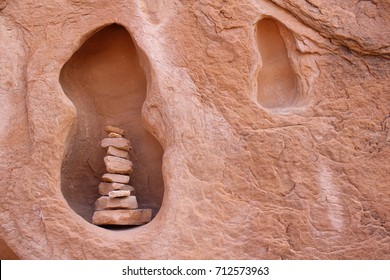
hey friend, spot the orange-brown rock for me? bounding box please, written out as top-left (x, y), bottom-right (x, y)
top-left (98, 182), bottom-right (135, 196)
top-left (107, 146), bottom-right (130, 159)
top-left (108, 132), bottom-right (122, 138)
top-left (92, 209), bottom-right (152, 226)
top-left (1, 0), bottom-right (390, 260)
top-left (95, 196), bottom-right (138, 210)
top-left (105, 125), bottom-right (126, 136)
top-left (102, 173), bottom-right (130, 184)
top-left (101, 138), bottom-right (131, 151)
top-left (108, 190), bottom-right (131, 198)
top-left (103, 156), bottom-right (134, 175)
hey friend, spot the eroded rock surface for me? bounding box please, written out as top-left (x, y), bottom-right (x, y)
top-left (0, 0), bottom-right (389, 259)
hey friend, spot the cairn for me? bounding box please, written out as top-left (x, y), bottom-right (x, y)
top-left (92, 125), bottom-right (152, 226)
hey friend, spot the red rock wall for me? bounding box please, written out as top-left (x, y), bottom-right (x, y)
top-left (0, 0), bottom-right (389, 259)
top-left (60, 24), bottom-right (164, 222)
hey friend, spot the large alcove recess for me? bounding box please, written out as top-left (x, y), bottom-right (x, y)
top-left (59, 24), bottom-right (164, 225)
top-left (256, 18), bottom-right (299, 109)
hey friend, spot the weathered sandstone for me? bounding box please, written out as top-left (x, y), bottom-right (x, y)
top-left (102, 173), bottom-right (130, 184)
top-left (95, 196), bottom-right (138, 210)
top-left (0, 0), bottom-right (389, 259)
top-left (105, 125), bottom-right (126, 136)
top-left (101, 138), bottom-right (131, 151)
top-left (108, 190), bottom-right (131, 198)
top-left (103, 156), bottom-right (134, 175)
top-left (108, 132), bottom-right (122, 138)
top-left (92, 209), bottom-right (153, 226)
top-left (107, 146), bottom-right (130, 159)
top-left (98, 182), bottom-right (135, 196)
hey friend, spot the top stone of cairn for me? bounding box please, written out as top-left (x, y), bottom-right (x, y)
top-left (105, 125), bottom-right (126, 136)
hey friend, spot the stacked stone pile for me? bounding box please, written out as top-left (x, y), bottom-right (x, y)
top-left (92, 126), bottom-right (152, 226)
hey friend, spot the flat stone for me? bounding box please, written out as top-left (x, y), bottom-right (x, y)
top-left (104, 155), bottom-right (134, 174)
top-left (95, 196), bottom-right (138, 210)
top-left (107, 146), bottom-right (130, 159)
top-left (108, 132), bottom-right (122, 138)
top-left (92, 209), bottom-right (153, 225)
top-left (109, 190), bottom-right (131, 198)
top-left (109, 182), bottom-right (126, 190)
top-left (105, 125), bottom-right (126, 136)
top-left (98, 182), bottom-right (135, 196)
top-left (101, 138), bottom-right (131, 151)
top-left (102, 173), bottom-right (130, 184)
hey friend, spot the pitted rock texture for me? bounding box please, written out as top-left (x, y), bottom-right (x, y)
top-left (0, 0), bottom-right (390, 259)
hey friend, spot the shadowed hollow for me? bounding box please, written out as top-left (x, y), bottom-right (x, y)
top-left (59, 24), bottom-right (164, 224)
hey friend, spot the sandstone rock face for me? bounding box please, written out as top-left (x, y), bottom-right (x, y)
top-left (1, 0), bottom-right (390, 259)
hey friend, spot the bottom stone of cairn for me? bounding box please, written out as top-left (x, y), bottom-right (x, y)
top-left (92, 209), bottom-right (152, 226)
